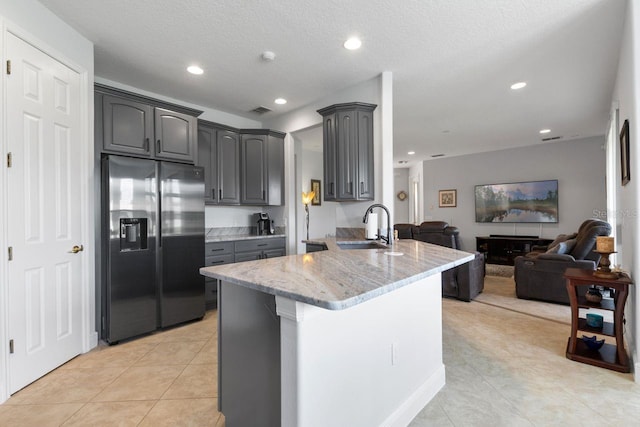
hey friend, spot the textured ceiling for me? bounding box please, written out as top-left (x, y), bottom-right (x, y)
top-left (39, 0), bottom-right (626, 166)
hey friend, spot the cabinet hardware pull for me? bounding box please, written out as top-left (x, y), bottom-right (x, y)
top-left (257, 244), bottom-right (267, 247)
top-left (349, 182), bottom-right (353, 193)
top-left (145, 138), bottom-right (150, 152)
top-left (330, 182), bottom-right (334, 194)
top-left (219, 189), bottom-right (223, 199)
top-left (212, 189), bottom-right (215, 199)
top-left (210, 260), bottom-right (225, 264)
top-left (210, 248), bottom-right (224, 252)
top-left (262, 190), bottom-right (265, 200)
top-left (360, 182), bottom-right (364, 193)
top-left (156, 139), bottom-right (161, 153)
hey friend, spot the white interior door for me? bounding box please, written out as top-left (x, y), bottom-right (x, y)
top-left (6, 32), bottom-right (84, 393)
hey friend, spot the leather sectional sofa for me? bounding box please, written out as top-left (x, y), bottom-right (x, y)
top-left (394, 222), bottom-right (485, 302)
top-left (514, 219), bottom-right (612, 304)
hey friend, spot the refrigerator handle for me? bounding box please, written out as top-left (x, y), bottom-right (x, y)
top-left (158, 195), bottom-right (162, 247)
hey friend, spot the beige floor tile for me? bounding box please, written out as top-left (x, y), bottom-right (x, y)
top-left (0, 403), bottom-right (82, 426)
top-left (138, 398), bottom-right (220, 427)
top-left (59, 342), bottom-right (157, 370)
top-left (190, 338), bottom-right (218, 365)
top-left (92, 365), bottom-right (185, 402)
top-left (6, 367), bottom-right (127, 405)
top-left (134, 340), bottom-right (207, 366)
top-left (61, 401), bottom-right (156, 426)
top-left (163, 363), bottom-right (217, 399)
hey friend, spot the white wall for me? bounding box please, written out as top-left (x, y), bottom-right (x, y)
top-left (0, 0), bottom-right (94, 404)
top-left (421, 137), bottom-right (606, 252)
top-left (394, 168), bottom-right (410, 223)
top-left (294, 128), bottom-right (337, 252)
top-left (610, 0), bottom-right (639, 380)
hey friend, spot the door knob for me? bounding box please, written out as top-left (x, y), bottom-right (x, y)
top-left (70, 245), bottom-right (84, 254)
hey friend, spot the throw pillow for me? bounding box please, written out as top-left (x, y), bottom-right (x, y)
top-left (548, 232), bottom-right (578, 249)
top-left (548, 238), bottom-right (577, 255)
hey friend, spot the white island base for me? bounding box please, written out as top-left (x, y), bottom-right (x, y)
top-left (218, 272), bottom-right (445, 427)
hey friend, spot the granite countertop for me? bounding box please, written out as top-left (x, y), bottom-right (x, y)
top-left (200, 238), bottom-right (474, 310)
top-left (205, 233), bottom-right (286, 243)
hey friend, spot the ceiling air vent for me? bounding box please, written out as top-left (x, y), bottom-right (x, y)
top-left (541, 136), bottom-right (562, 142)
top-left (251, 106), bottom-right (272, 114)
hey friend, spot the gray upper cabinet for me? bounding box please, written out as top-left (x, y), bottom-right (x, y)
top-left (97, 84), bottom-right (201, 164)
top-left (218, 130), bottom-right (241, 204)
top-left (317, 102), bottom-right (377, 202)
top-left (240, 130), bottom-right (285, 206)
top-left (154, 108), bottom-right (197, 163)
top-left (102, 95), bottom-right (153, 157)
top-left (197, 120), bottom-right (240, 205)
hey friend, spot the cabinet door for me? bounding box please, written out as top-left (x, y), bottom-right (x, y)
top-left (197, 124), bottom-right (218, 203)
top-left (336, 110), bottom-right (357, 200)
top-left (322, 113), bottom-right (337, 201)
top-left (356, 109), bottom-right (374, 200)
top-left (263, 248), bottom-right (285, 259)
top-left (155, 107), bottom-right (196, 163)
top-left (241, 134), bottom-right (268, 205)
top-left (218, 130), bottom-right (240, 204)
top-left (102, 95), bottom-right (153, 156)
top-left (266, 135), bottom-right (284, 206)
top-left (234, 251), bottom-right (263, 263)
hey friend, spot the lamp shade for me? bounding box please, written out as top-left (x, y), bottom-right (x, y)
top-left (302, 191), bottom-right (315, 205)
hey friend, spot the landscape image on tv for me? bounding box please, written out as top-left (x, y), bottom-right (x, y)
top-left (475, 180), bottom-right (558, 223)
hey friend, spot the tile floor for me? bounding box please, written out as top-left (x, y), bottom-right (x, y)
top-left (0, 312), bottom-right (222, 426)
top-left (2, 278), bottom-right (640, 426)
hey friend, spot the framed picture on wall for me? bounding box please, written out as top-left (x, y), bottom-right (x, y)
top-left (439, 189), bottom-right (457, 208)
top-left (621, 119), bottom-right (630, 186)
top-left (311, 179), bottom-right (321, 205)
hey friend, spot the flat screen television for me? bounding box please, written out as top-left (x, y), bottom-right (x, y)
top-left (474, 179), bottom-right (558, 223)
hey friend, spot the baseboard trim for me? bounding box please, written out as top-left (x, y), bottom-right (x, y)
top-left (382, 364), bottom-right (446, 427)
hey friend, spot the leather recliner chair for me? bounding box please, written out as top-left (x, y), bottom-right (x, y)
top-left (395, 221), bottom-right (485, 302)
top-left (514, 219), bottom-right (612, 304)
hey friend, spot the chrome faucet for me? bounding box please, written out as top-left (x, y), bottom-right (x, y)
top-left (363, 204), bottom-right (392, 246)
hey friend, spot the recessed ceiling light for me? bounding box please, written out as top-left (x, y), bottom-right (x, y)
top-left (539, 129), bottom-right (551, 134)
top-left (343, 37), bottom-right (362, 50)
top-left (187, 65), bottom-right (204, 75)
top-left (510, 81), bottom-right (527, 90)
top-left (407, 151), bottom-right (415, 155)
top-left (274, 98), bottom-right (287, 105)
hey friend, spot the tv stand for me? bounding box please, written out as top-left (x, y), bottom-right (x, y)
top-left (476, 235), bottom-right (553, 266)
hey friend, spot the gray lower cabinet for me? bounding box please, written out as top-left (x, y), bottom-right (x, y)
top-left (317, 102), bottom-right (377, 201)
top-left (240, 130), bottom-right (285, 206)
top-left (97, 84), bottom-right (200, 164)
top-left (198, 121), bottom-right (240, 205)
top-left (204, 237), bottom-right (286, 309)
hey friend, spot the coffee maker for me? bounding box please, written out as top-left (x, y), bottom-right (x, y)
top-left (256, 212), bottom-right (274, 235)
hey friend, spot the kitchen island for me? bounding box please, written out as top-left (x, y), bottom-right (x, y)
top-left (200, 238), bottom-right (474, 427)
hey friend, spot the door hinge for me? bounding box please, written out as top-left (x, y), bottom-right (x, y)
top-left (7, 152), bottom-right (12, 168)
top-left (8, 246), bottom-right (13, 261)
top-left (6, 60), bottom-right (11, 75)
top-left (9, 339), bottom-right (14, 354)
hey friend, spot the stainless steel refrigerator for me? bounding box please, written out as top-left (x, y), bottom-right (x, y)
top-left (102, 155), bottom-right (205, 343)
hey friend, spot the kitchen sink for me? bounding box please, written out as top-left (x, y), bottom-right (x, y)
top-left (336, 241), bottom-right (388, 250)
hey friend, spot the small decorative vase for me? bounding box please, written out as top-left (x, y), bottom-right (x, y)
top-left (585, 287), bottom-right (603, 303)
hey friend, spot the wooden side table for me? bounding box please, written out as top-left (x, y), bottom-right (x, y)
top-left (564, 267), bottom-right (633, 372)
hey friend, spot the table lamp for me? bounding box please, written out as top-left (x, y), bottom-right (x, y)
top-left (301, 191), bottom-right (315, 240)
